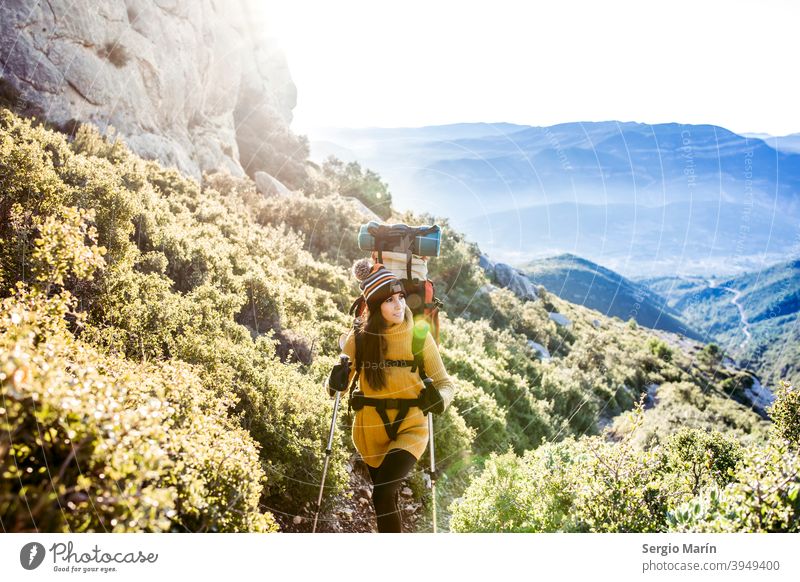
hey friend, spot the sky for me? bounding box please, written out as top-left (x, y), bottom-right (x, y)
top-left (262, 0), bottom-right (798, 137)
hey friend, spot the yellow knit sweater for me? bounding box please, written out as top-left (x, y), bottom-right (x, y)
top-left (327, 306), bottom-right (455, 468)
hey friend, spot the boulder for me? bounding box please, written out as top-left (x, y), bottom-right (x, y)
top-left (255, 171), bottom-right (292, 197)
top-left (527, 340), bottom-right (551, 361)
top-left (494, 263), bottom-right (539, 301)
top-left (548, 312), bottom-right (572, 327)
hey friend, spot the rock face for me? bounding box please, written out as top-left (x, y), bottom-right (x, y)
top-left (489, 262), bottom-right (539, 302)
top-left (0, 0), bottom-right (296, 180)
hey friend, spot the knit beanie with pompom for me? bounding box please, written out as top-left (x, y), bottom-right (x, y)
top-left (352, 258), bottom-right (405, 310)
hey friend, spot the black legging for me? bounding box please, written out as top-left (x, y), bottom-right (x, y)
top-left (367, 448), bottom-right (418, 533)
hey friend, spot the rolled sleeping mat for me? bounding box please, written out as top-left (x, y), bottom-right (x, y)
top-left (357, 222), bottom-right (442, 257)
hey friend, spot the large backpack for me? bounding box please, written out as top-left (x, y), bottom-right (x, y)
top-left (345, 223), bottom-right (445, 440)
top-left (349, 222), bottom-right (444, 342)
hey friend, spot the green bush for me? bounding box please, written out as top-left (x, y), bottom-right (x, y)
top-left (449, 440), bottom-right (581, 532)
top-left (1, 112), bottom-right (355, 523)
top-left (668, 439), bottom-right (800, 532)
top-left (541, 366), bottom-right (599, 436)
top-left (720, 373), bottom-right (754, 400)
top-left (647, 338), bottom-right (673, 362)
top-left (0, 287), bottom-right (277, 532)
top-left (256, 192), bottom-right (365, 268)
top-left (439, 316), bottom-right (553, 452)
top-left (448, 450), bottom-right (535, 532)
top-left (699, 343), bottom-right (723, 367)
top-left (769, 382), bottom-right (800, 445)
top-left (451, 377), bottom-right (508, 454)
top-left (664, 428), bottom-right (743, 497)
top-left (569, 436), bottom-right (671, 532)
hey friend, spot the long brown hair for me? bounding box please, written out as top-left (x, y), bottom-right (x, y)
top-left (356, 306), bottom-right (389, 390)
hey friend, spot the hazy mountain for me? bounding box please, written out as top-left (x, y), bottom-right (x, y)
top-left (312, 121), bottom-right (800, 276)
top-left (520, 254), bottom-right (701, 339)
top-left (741, 132), bottom-right (800, 154)
top-left (464, 200), bottom-right (798, 278)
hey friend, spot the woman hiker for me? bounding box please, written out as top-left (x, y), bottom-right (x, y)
top-left (326, 259), bottom-right (455, 532)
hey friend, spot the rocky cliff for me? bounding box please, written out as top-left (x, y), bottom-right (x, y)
top-left (0, 0), bottom-right (299, 181)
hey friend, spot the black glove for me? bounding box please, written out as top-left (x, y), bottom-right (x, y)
top-left (328, 355), bottom-right (351, 392)
top-left (419, 380), bottom-right (444, 415)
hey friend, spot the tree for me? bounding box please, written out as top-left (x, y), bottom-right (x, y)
top-left (699, 343), bottom-right (723, 367)
top-left (320, 156), bottom-right (393, 219)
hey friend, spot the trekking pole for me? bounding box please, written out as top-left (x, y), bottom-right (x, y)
top-left (427, 411), bottom-right (437, 533)
top-left (423, 378), bottom-right (438, 533)
top-left (312, 355), bottom-right (348, 532)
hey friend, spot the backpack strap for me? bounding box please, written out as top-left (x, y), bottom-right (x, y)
top-left (410, 321), bottom-right (429, 381)
top-left (346, 320), bottom-right (363, 420)
top-left (350, 327), bottom-right (363, 392)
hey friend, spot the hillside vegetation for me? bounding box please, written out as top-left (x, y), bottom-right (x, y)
top-left (643, 262), bottom-right (800, 387)
top-left (1, 109), bottom-right (796, 532)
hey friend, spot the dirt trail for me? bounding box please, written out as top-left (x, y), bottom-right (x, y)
top-left (707, 279), bottom-right (751, 343)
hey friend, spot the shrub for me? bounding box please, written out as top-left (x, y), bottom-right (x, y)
top-left (448, 438), bottom-right (592, 533)
top-left (451, 377), bottom-right (508, 455)
top-left (647, 338), bottom-right (673, 362)
top-left (699, 343), bottom-right (723, 367)
top-left (668, 439), bottom-right (800, 532)
top-left (256, 192), bottom-right (365, 267)
top-left (664, 428), bottom-right (744, 497)
top-left (449, 449), bottom-right (546, 532)
top-left (570, 435), bottom-right (671, 532)
top-left (0, 287), bottom-right (277, 532)
top-left (769, 382), bottom-right (800, 445)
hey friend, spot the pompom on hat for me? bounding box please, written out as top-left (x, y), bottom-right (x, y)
top-left (351, 258), bottom-right (405, 310)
